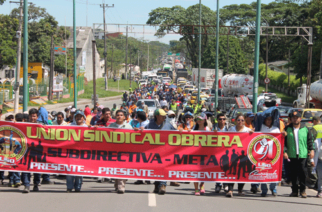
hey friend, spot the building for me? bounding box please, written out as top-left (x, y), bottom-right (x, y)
top-left (267, 60), bottom-right (294, 74)
top-left (0, 65), bottom-right (15, 80)
top-left (66, 26), bottom-right (103, 81)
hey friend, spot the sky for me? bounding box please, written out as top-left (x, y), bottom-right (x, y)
top-left (0, 0), bottom-right (274, 44)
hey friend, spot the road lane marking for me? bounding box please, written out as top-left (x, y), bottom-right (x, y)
top-left (148, 193), bottom-right (156, 207)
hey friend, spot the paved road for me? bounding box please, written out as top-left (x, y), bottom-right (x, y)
top-left (0, 178), bottom-right (321, 212)
top-left (26, 96), bottom-right (124, 114)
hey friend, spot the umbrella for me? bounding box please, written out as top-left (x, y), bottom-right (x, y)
top-left (169, 84), bottom-right (177, 89)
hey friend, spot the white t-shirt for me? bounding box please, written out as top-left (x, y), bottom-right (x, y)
top-left (260, 124), bottom-right (280, 133)
top-left (293, 127), bottom-right (300, 155)
top-left (193, 127), bottom-right (211, 131)
top-left (216, 125), bottom-right (228, 132)
top-left (160, 100), bottom-right (168, 107)
top-left (228, 126), bottom-right (252, 132)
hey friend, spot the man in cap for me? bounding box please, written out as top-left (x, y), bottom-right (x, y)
top-left (284, 110), bottom-right (314, 198)
top-left (66, 110), bottom-right (88, 192)
top-left (144, 109), bottom-right (175, 194)
top-left (65, 108), bottom-right (76, 123)
top-left (5, 113), bottom-right (14, 121)
top-left (166, 110), bottom-right (177, 129)
top-left (139, 101), bottom-right (149, 116)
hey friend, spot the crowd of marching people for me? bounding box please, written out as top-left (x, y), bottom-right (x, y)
top-left (0, 82), bottom-right (322, 199)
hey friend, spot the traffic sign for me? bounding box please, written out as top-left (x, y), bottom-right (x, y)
top-left (54, 46), bottom-right (67, 55)
top-left (264, 78), bottom-right (270, 84)
top-left (168, 52), bottom-right (172, 55)
top-left (176, 53), bottom-right (180, 56)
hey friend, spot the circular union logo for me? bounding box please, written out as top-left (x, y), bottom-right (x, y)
top-left (247, 134), bottom-right (281, 166)
top-left (0, 125), bottom-right (28, 165)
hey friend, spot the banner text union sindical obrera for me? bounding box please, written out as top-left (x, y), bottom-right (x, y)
top-left (0, 121), bottom-right (284, 183)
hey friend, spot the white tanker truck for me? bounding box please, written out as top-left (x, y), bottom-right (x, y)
top-left (221, 74), bottom-right (254, 97)
top-left (293, 80), bottom-right (322, 108)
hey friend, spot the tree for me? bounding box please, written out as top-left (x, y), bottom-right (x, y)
top-left (202, 36), bottom-right (247, 74)
top-left (0, 15), bottom-right (19, 69)
top-left (0, 0), bottom-right (6, 5)
top-left (147, 4), bottom-right (217, 68)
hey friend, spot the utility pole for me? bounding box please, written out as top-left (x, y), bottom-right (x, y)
top-left (48, 35), bottom-right (54, 101)
top-left (125, 25), bottom-right (128, 80)
top-left (138, 50), bottom-right (140, 77)
top-left (73, 0), bottom-right (77, 108)
top-left (265, 30), bottom-right (268, 92)
top-left (92, 40), bottom-right (97, 107)
top-left (198, 0), bottom-right (202, 103)
top-left (111, 44), bottom-right (114, 78)
top-left (10, 0), bottom-right (23, 113)
top-left (100, 3), bottom-right (114, 90)
top-left (65, 16), bottom-right (67, 77)
top-left (130, 51), bottom-right (132, 88)
top-left (147, 43), bottom-right (149, 72)
top-left (22, 0), bottom-right (28, 112)
top-left (320, 47), bottom-right (322, 79)
top-left (226, 33), bottom-right (229, 75)
top-left (214, 0), bottom-right (219, 109)
top-left (252, 0), bottom-right (261, 113)
top-left (287, 49), bottom-right (291, 95)
top-left (306, 44), bottom-right (313, 108)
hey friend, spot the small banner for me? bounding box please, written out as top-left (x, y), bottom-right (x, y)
top-left (0, 122), bottom-right (284, 183)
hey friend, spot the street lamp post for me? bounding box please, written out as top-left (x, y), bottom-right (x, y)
top-left (214, 0), bottom-right (220, 111)
top-left (252, 0), bottom-right (261, 113)
top-left (73, 0), bottom-right (77, 108)
top-left (22, 0), bottom-right (28, 112)
top-left (197, 0), bottom-right (201, 103)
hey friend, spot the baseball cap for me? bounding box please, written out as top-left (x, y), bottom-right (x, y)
top-left (168, 110), bottom-right (175, 116)
top-left (184, 111), bottom-right (194, 118)
top-left (246, 112), bottom-right (255, 118)
top-left (290, 110), bottom-right (302, 118)
top-left (68, 106), bottom-right (72, 109)
top-left (5, 113), bottom-right (14, 118)
top-left (74, 110), bottom-right (85, 119)
top-left (196, 113), bottom-right (207, 120)
top-left (70, 108), bottom-right (77, 113)
top-left (154, 109), bottom-right (167, 116)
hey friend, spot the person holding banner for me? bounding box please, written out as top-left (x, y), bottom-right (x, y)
top-left (226, 113), bottom-right (253, 197)
top-left (144, 109), bottom-right (176, 194)
top-left (192, 113), bottom-right (210, 195)
top-left (178, 112), bottom-right (194, 132)
top-left (66, 110), bottom-right (88, 192)
top-left (259, 114), bottom-right (280, 197)
top-left (108, 110), bottom-right (133, 194)
top-left (213, 113), bottom-right (229, 193)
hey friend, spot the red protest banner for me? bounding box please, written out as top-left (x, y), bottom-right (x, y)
top-left (0, 121), bottom-right (284, 183)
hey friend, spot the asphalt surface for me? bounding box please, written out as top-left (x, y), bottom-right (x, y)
top-left (27, 96), bottom-right (124, 114)
top-left (0, 177), bottom-right (321, 212)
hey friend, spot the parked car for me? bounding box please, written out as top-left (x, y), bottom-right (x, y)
top-left (136, 99), bottom-right (161, 119)
top-left (287, 108), bottom-right (322, 128)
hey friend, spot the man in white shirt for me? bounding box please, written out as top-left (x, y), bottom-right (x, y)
top-left (52, 112), bottom-right (67, 126)
top-left (160, 97), bottom-right (168, 107)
